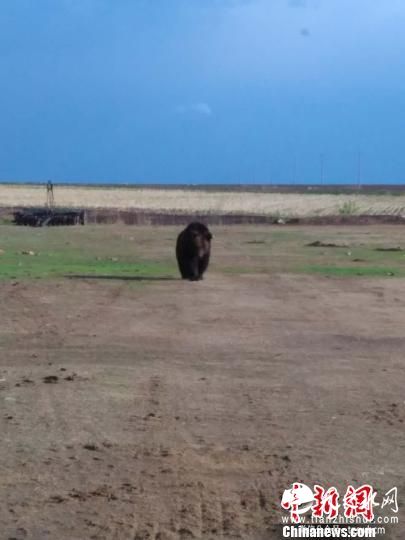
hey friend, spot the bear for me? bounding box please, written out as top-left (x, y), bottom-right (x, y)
top-left (176, 222), bottom-right (213, 281)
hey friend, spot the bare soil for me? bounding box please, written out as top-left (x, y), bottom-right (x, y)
top-left (0, 227), bottom-right (404, 539)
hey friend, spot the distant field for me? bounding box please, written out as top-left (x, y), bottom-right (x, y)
top-left (3, 184), bottom-right (405, 217)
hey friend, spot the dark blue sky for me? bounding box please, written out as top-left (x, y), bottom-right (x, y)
top-left (1, 0), bottom-right (405, 184)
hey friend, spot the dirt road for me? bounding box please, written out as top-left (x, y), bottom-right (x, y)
top-left (0, 268), bottom-right (404, 539)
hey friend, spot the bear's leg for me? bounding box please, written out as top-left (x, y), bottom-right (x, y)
top-left (177, 259), bottom-right (189, 279)
top-left (198, 253), bottom-right (210, 279)
top-left (188, 257), bottom-right (201, 281)
top-left (177, 258), bottom-right (198, 280)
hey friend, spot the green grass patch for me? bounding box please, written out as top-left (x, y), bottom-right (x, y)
top-left (0, 226), bottom-right (178, 281)
top-left (2, 224), bottom-right (405, 281)
top-left (0, 251), bottom-right (176, 280)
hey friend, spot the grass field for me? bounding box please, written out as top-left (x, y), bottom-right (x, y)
top-left (1, 224), bottom-right (405, 280)
top-left (3, 184), bottom-right (405, 217)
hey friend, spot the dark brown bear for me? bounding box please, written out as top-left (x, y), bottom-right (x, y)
top-left (176, 222), bottom-right (213, 281)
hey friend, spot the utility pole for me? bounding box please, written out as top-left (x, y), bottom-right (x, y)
top-left (320, 153), bottom-right (325, 185)
top-left (357, 151), bottom-right (362, 189)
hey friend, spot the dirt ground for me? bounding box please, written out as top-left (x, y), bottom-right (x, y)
top-left (0, 226), bottom-right (404, 539)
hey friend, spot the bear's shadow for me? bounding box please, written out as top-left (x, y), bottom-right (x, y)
top-left (65, 275), bottom-right (178, 282)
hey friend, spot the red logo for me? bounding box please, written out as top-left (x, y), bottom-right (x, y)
top-left (343, 485), bottom-right (377, 522)
top-left (312, 485), bottom-right (340, 519)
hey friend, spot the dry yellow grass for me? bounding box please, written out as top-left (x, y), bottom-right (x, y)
top-left (2, 184), bottom-right (405, 217)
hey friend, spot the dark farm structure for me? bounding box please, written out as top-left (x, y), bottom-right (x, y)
top-left (13, 208), bottom-right (85, 227)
